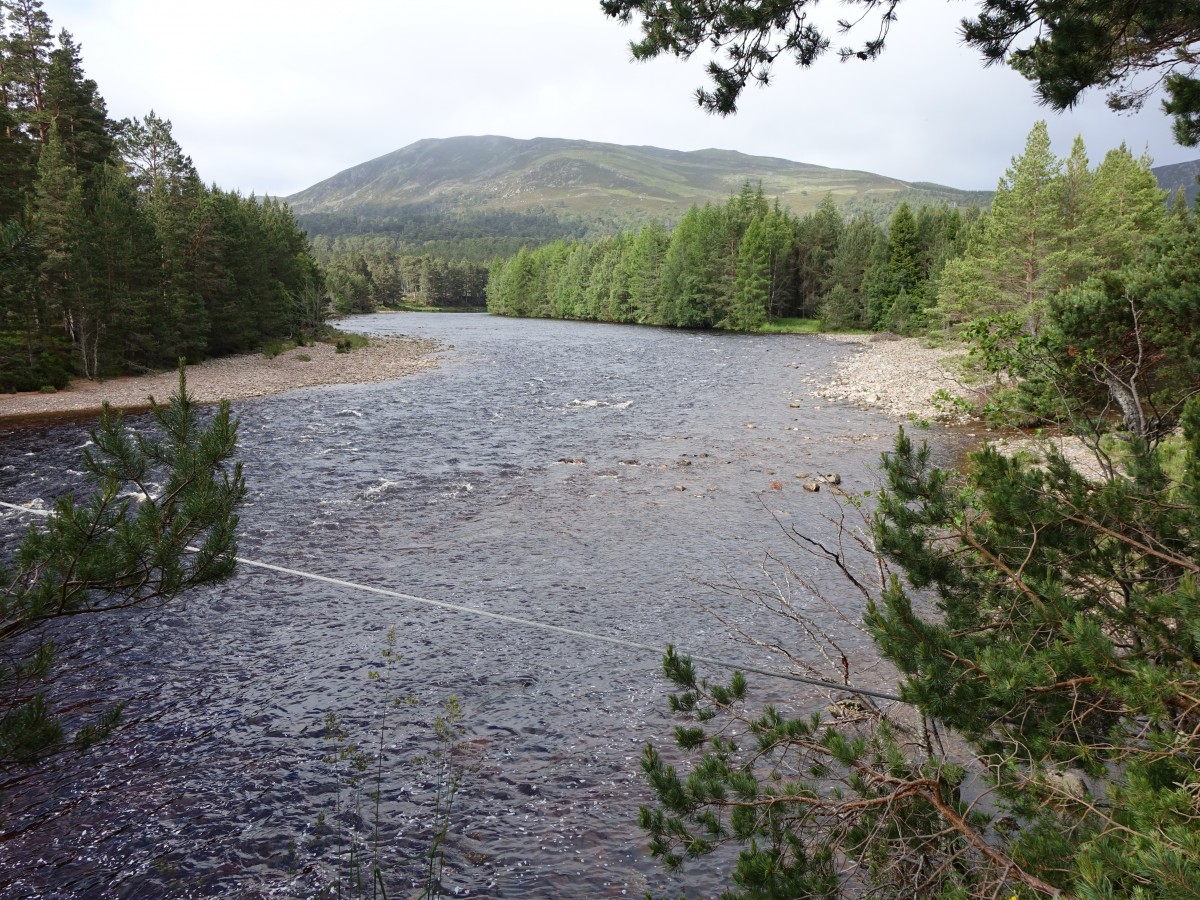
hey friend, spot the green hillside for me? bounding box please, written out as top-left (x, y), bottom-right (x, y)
top-left (287, 136), bottom-right (990, 253)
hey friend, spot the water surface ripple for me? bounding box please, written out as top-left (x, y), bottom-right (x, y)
top-left (0, 314), bottom-right (960, 898)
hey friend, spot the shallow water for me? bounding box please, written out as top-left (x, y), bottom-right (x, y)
top-left (0, 314), bottom-right (963, 898)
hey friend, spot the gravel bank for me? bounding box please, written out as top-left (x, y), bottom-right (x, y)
top-left (0, 335), bottom-right (442, 421)
top-left (811, 333), bottom-right (1109, 478)
top-left (808, 333), bottom-right (976, 423)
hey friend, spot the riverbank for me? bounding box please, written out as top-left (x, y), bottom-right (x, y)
top-left (0, 335), bottom-right (442, 422)
top-left (815, 332), bottom-right (1108, 478)
top-left (811, 333), bottom-right (977, 424)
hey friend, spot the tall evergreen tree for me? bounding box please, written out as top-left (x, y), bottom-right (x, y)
top-left (1053, 135), bottom-right (1095, 288)
top-left (937, 121), bottom-right (1064, 328)
top-left (43, 30), bottom-right (110, 183)
top-left (1086, 144), bottom-right (1168, 272)
top-left (31, 123), bottom-right (90, 372)
top-left (628, 221), bottom-right (669, 324)
top-left (820, 213), bottom-right (881, 329)
top-left (794, 194), bottom-right (841, 317)
top-left (882, 201), bottom-right (922, 331)
top-left (659, 204), bottom-right (727, 327)
top-left (0, 0), bottom-right (52, 142)
top-left (728, 214), bottom-right (772, 330)
top-left (78, 161), bottom-right (157, 371)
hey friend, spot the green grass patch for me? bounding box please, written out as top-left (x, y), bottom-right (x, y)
top-left (262, 339), bottom-right (298, 359)
top-left (325, 329), bottom-right (370, 351)
top-left (754, 317), bottom-right (823, 334)
top-left (380, 304), bottom-right (487, 313)
top-left (1156, 433), bottom-right (1191, 486)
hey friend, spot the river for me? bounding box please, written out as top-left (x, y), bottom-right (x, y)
top-left (0, 313), bottom-right (962, 898)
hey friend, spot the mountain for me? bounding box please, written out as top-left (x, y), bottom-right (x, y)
top-left (1153, 158), bottom-right (1200, 207)
top-left (287, 136), bottom-right (990, 256)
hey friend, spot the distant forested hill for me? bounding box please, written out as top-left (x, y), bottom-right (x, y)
top-left (287, 136), bottom-right (991, 259)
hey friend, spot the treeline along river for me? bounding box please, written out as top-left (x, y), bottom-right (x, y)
top-left (0, 314), bottom-right (965, 898)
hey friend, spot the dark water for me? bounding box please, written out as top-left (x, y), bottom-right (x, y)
top-left (0, 314), bottom-right (962, 898)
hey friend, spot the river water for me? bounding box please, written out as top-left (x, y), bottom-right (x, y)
top-left (0, 314), bottom-right (961, 898)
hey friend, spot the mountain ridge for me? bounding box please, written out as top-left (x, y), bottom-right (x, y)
top-left (286, 135), bottom-right (988, 232)
top-left (287, 136), bottom-right (1197, 257)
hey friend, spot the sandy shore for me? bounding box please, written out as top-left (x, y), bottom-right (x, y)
top-left (0, 335), bottom-right (442, 422)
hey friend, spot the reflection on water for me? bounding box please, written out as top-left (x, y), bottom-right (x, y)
top-left (0, 314), bottom-right (960, 898)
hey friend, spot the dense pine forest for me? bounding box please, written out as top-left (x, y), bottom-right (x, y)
top-left (486, 123), bottom-right (1177, 336)
top-left (0, 1), bottom-right (321, 392)
top-left (316, 246), bottom-right (489, 314)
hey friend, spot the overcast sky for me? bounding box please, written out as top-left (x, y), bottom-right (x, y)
top-left (50, 0), bottom-right (1197, 197)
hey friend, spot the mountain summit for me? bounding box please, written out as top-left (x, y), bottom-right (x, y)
top-left (286, 136), bottom-right (989, 243)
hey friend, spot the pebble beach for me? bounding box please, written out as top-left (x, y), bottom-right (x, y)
top-left (0, 334), bottom-right (442, 422)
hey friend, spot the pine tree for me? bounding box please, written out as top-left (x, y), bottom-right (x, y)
top-left (1, 373), bottom-right (244, 766)
top-left (821, 213), bottom-right (881, 329)
top-left (604, 231), bottom-right (635, 322)
top-left (582, 237), bottom-right (619, 320)
top-left (861, 228), bottom-right (892, 328)
top-left (628, 221), bottom-right (669, 323)
top-left (0, 0), bottom-right (52, 142)
top-left (728, 214), bottom-right (772, 330)
top-left (882, 201), bottom-right (922, 331)
top-left (1044, 208), bottom-right (1200, 442)
top-left (43, 30), bottom-right (111, 184)
top-left (936, 121), bottom-right (1064, 328)
top-left (794, 194), bottom-right (842, 317)
top-left (1086, 144), bottom-right (1168, 272)
top-left (659, 204), bottom-right (727, 327)
top-left (79, 161), bottom-right (157, 372)
top-left (31, 122), bottom-right (90, 372)
top-left (552, 242), bottom-right (588, 318)
top-left (117, 112), bottom-right (210, 362)
top-left (1052, 135), bottom-right (1096, 288)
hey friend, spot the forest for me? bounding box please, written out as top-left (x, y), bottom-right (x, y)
top-left (0, 1), bottom-right (321, 393)
top-left (486, 123), bottom-right (1176, 337)
top-left (317, 247), bottom-right (489, 314)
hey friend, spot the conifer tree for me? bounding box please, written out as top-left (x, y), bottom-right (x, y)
top-left (628, 221), bottom-right (669, 323)
top-left (31, 123), bottom-right (89, 371)
top-left (1086, 144), bottom-right (1168, 272)
top-left (604, 232), bottom-right (636, 322)
top-left (1, 374), bottom-right (244, 766)
top-left (882, 201), bottom-right (922, 331)
top-left (43, 30), bottom-right (110, 183)
top-left (582, 237), bottom-right (620, 320)
top-left (728, 214), bottom-right (772, 330)
top-left (659, 204), bottom-right (727, 327)
top-left (79, 161), bottom-right (157, 371)
top-left (937, 121), bottom-right (1064, 328)
top-left (1052, 135), bottom-right (1095, 288)
top-left (794, 194), bottom-right (841, 317)
top-left (820, 213), bottom-right (880, 329)
top-left (861, 228), bottom-right (892, 328)
top-left (552, 242), bottom-right (589, 318)
top-left (642, 287), bottom-right (1200, 896)
top-left (0, 0), bottom-right (52, 142)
